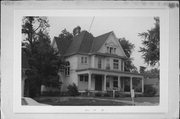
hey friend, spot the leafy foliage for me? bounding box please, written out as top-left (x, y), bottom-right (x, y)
top-left (22, 16), bottom-right (62, 97)
top-left (119, 38), bottom-right (137, 72)
top-left (58, 29), bottom-right (73, 40)
top-left (67, 83), bottom-right (80, 96)
top-left (138, 17), bottom-right (160, 66)
top-left (143, 85), bottom-right (157, 97)
top-left (142, 68), bottom-right (159, 79)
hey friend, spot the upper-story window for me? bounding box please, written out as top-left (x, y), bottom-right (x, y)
top-left (97, 57), bottom-right (102, 69)
top-left (106, 58), bottom-right (110, 70)
top-left (81, 56), bottom-right (88, 64)
top-left (121, 60), bottom-right (124, 71)
top-left (65, 61), bottom-right (70, 76)
top-left (107, 46), bottom-right (116, 54)
top-left (113, 59), bottom-right (119, 69)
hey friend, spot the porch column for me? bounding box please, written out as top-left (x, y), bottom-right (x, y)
top-left (141, 77), bottom-right (144, 93)
top-left (104, 75), bottom-right (107, 91)
top-left (88, 73), bottom-right (92, 90)
top-left (130, 76), bottom-right (133, 91)
top-left (118, 76), bottom-right (121, 91)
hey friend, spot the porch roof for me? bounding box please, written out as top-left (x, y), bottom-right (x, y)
top-left (76, 68), bottom-right (143, 77)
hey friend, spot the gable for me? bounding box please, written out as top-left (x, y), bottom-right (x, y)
top-left (98, 32), bottom-right (127, 58)
top-left (90, 31), bottom-right (112, 53)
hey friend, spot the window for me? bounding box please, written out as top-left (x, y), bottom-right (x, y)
top-left (79, 75), bottom-right (88, 82)
top-left (121, 60), bottom-right (124, 71)
top-left (107, 46), bottom-right (116, 54)
top-left (84, 57), bottom-right (87, 64)
top-left (65, 62), bottom-right (70, 76)
top-left (84, 76), bottom-right (88, 82)
top-left (80, 76), bottom-right (84, 81)
top-left (98, 57), bottom-right (102, 69)
top-left (81, 57), bottom-right (84, 63)
top-left (113, 78), bottom-right (118, 88)
top-left (81, 56), bottom-right (88, 64)
top-left (113, 48), bottom-right (116, 54)
top-left (113, 59), bottom-right (119, 69)
top-left (107, 47), bottom-right (110, 53)
top-left (106, 79), bottom-right (110, 88)
top-left (106, 58), bottom-right (110, 69)
top-left (110, 47), bottom-right (113, 54)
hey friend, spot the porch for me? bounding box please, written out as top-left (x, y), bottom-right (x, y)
top-left (77, 68), bottom-right (144, 94)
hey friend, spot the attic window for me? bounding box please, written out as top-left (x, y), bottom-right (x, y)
top-left (107, 46), bottom-right (116, 54)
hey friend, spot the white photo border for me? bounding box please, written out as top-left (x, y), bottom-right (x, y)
top-left (13, 9), bottom-right (169, 113)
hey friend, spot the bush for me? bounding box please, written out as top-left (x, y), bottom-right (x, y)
top-left (67, 83), bottom-right (80, 96)
top-left (95, 92), bottom-right (102, 97)
top-left (103, 93), bottom-right (111, 97)
top-left (143, 85), bottom-right (157, 97)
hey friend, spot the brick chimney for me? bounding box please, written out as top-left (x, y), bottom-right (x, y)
top-left (73, 26), bottom-right (81, 36)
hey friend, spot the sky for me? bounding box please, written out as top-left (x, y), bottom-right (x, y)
top-left (48, 16), bottom-right (156, 71)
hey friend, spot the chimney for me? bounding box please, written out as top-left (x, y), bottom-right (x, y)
top-left (73, 26), bottom-right (81, 36)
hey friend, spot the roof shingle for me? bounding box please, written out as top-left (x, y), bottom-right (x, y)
top-left (54, 30), bottom-right (120, 57)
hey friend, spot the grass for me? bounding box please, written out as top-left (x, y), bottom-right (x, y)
top-left (34, 97), bottom-right (131, 106)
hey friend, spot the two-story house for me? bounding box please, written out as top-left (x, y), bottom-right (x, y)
top-left (52, 29), bottom-right (144, 94)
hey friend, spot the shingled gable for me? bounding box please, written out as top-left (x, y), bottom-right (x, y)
top-left (90, 31), bottom-right (113, 53)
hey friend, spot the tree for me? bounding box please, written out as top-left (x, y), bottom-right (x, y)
top-left (143, 68), bottom-right (159, 79)
top-left (138, 17), bottom-right (160, 66)
top-left (58, 28), bottom-right (73, 40)
top-left (22, 16), bottom-right (62, 97)
top-left (119, 38), bottom-right (137, 72)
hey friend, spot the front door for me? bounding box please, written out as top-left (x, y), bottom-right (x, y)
top-left (95, 75), bottom-right (102, 91)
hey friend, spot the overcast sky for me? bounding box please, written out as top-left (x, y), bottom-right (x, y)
top-left (48, 17), bottom-right (156, 70)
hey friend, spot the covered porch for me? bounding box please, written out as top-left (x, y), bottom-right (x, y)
top-left (77, 68), bottom-right (144, 94)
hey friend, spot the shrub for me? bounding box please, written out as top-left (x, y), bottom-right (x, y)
top-left (103, 93), bottom-right (111, 97)
top-left (95, 92), bottom-right (102, 97)
top-left (143, 85), bottom-right (157, 97)
top-left (67, 83), bottom-right (80, 96)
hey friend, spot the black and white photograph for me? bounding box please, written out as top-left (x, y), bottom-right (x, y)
top-left (1, 1), bottom-right (179, 119)
top-left (21, 16), bottom-right (160, 106)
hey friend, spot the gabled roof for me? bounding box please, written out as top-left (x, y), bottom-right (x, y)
top-left (90, 31), bottom-right (112, 53)
top-left (54, 36), bottom-right (72, 55)
top-left (53, 30), bottom-right (125, 57)
top-left (64, 31), bottom-right (94, 56)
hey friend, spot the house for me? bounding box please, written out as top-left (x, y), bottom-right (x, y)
top-left (52, 29), bottom-right (144, 94)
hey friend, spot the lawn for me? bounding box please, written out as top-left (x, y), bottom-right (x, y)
top-left (34, 97), bottom-right (131, 106)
